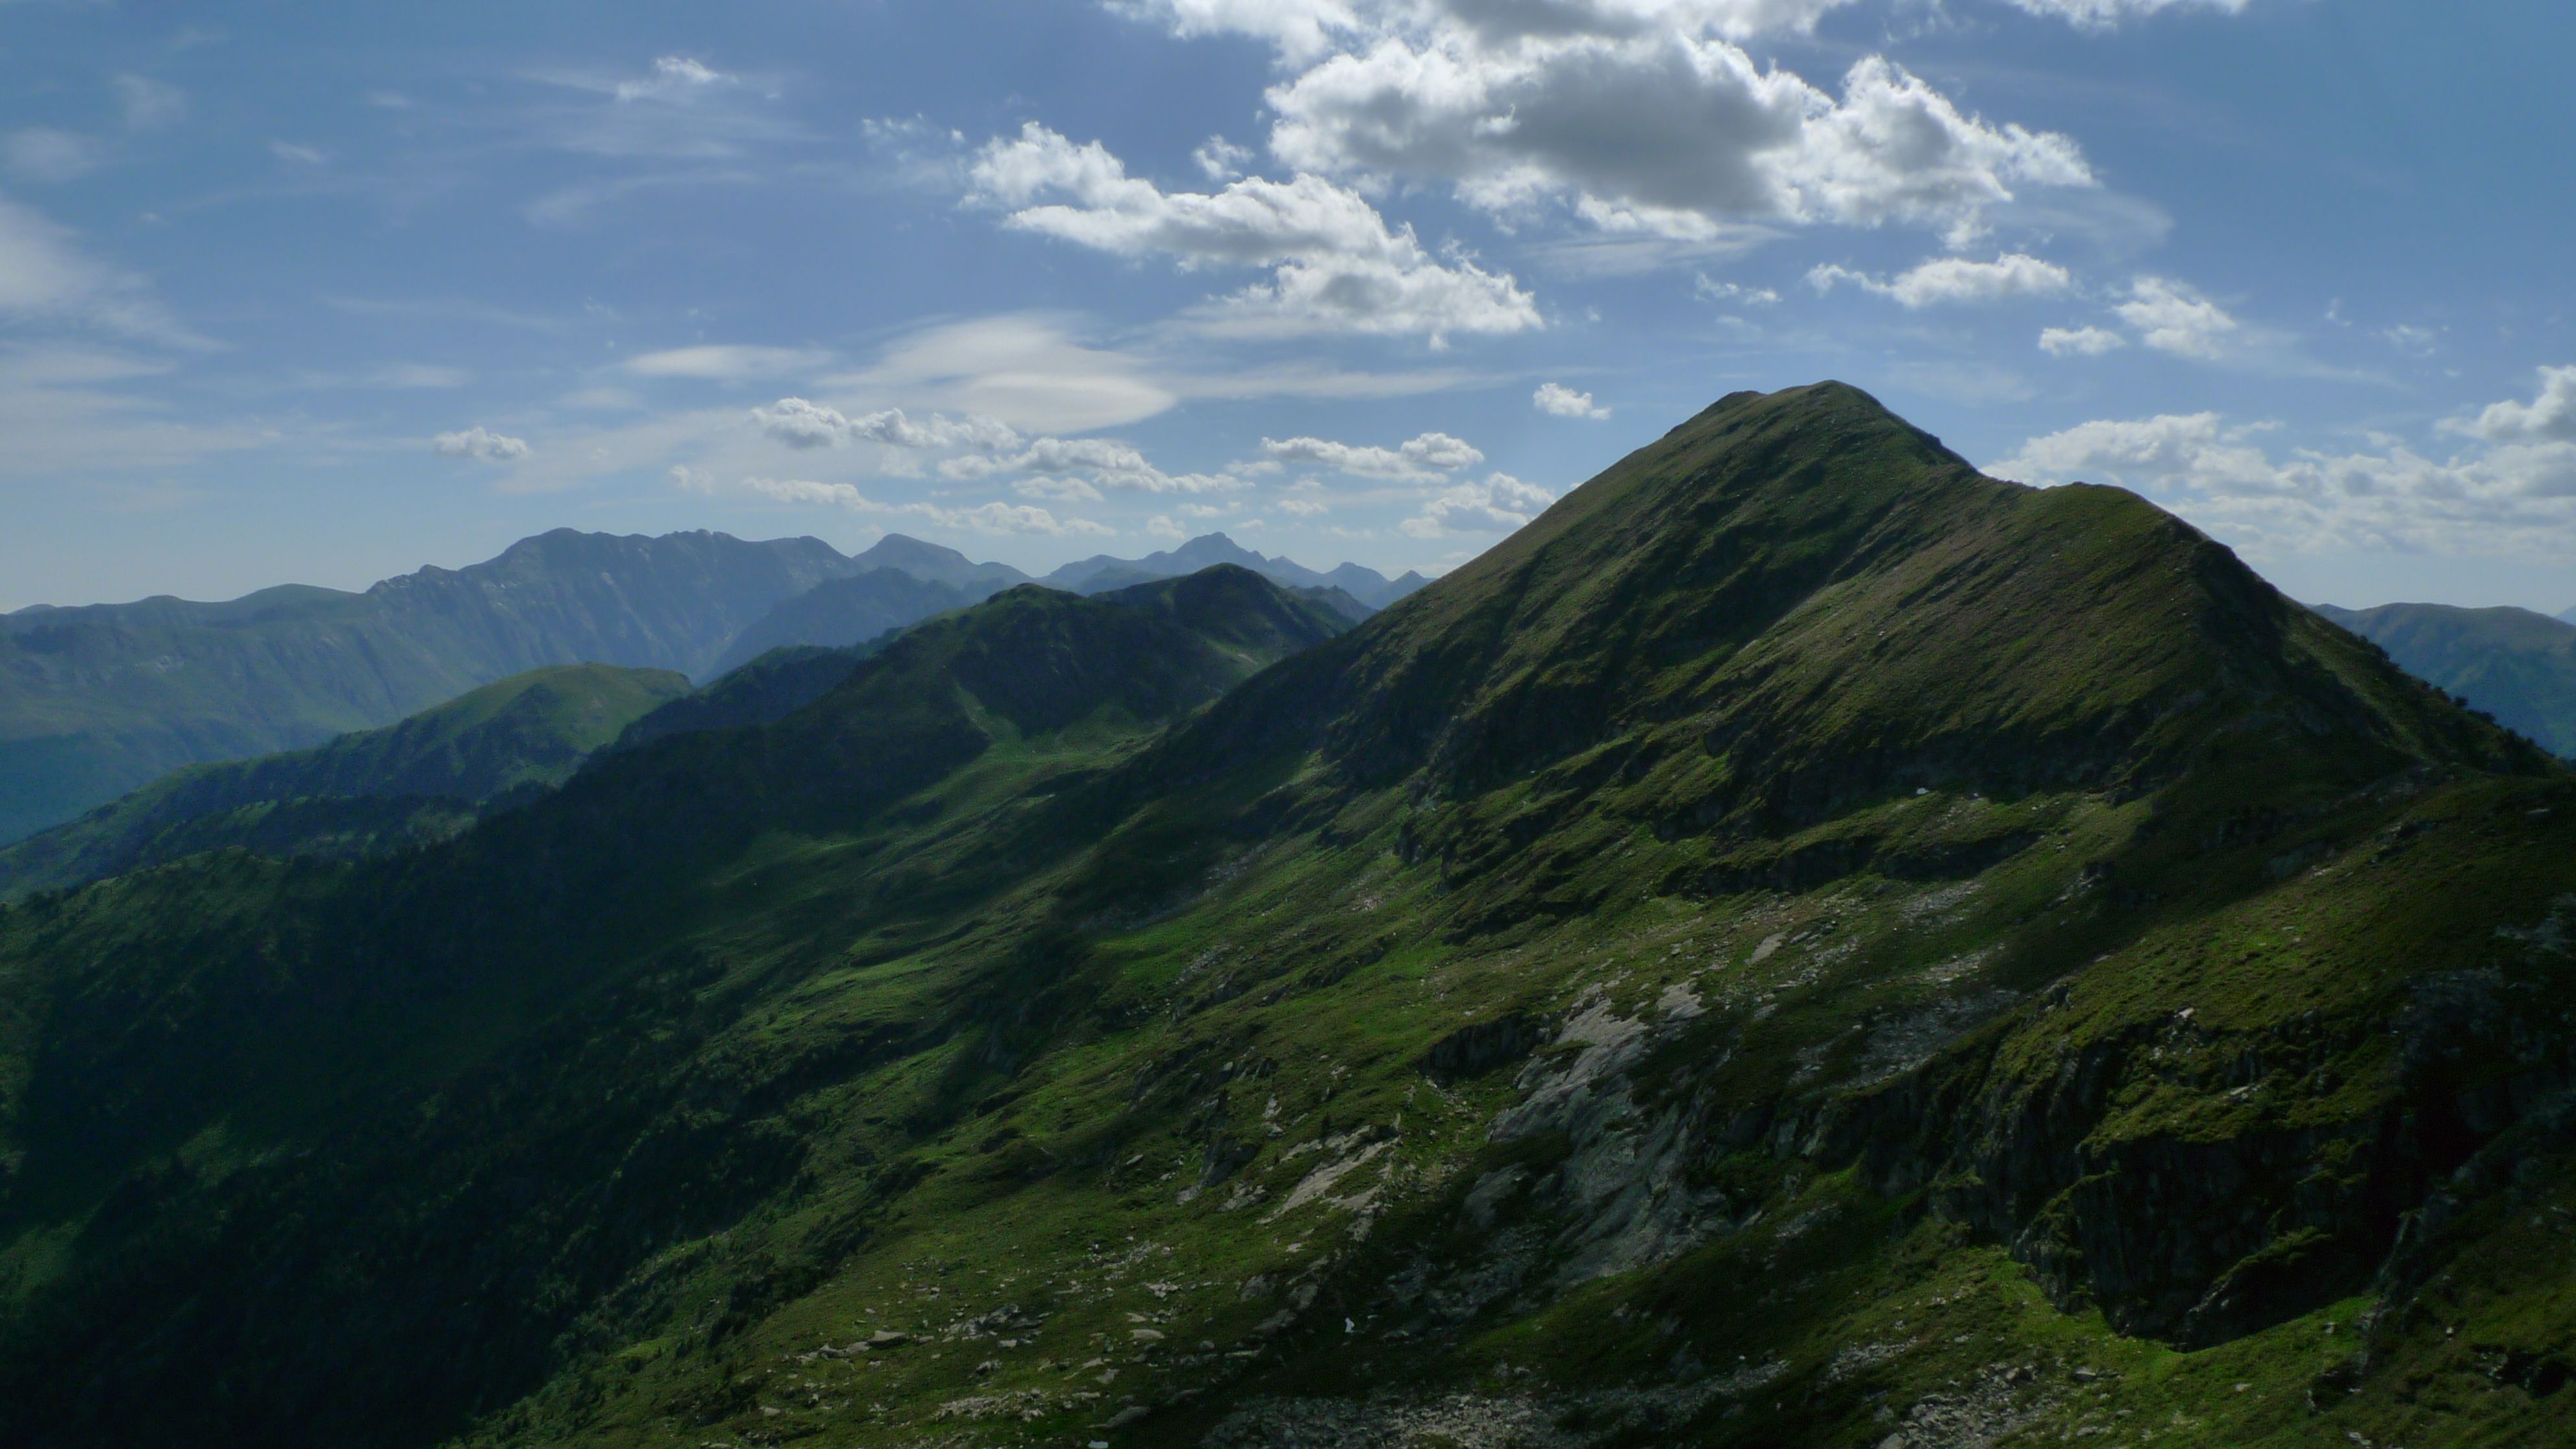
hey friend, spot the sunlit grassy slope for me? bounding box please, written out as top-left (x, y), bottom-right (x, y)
top-left (1, 388), bottom-right (2571, 1449)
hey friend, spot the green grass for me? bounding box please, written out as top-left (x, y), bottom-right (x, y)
top-left (0, 388), bottom-right (2570, 1449)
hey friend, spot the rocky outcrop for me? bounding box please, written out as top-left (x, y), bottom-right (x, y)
top-left (1367, 891), bottom-right (2576, 1362)
top-left (1814, 893), bottom-right (2576, 1345)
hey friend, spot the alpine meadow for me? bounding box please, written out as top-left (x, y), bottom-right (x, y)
top-left (5, 386), bottom-right (2575, 1448)
top-left (5, 4), bottom-right (2574, 1448)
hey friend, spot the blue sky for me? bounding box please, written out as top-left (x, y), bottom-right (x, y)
top-left (3, 0), bottom-right (2571, 612)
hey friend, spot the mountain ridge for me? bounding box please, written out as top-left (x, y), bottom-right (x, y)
top-left (0, 662), bottom-right (690, 901)
top-left (2314, 601), bottom-right (2576, 758)
top-left (703, 570), bottom-right (991, 680)
top-left (0, 530), bottom-right (1429, 845)
top-left (0, 529), bottom-right (861, 843)
top-left (0, 386), bottom-right (2568, 1449)
top-left (1043, 532), bottom-right (1428, 608)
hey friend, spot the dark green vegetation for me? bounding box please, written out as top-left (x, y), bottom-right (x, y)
top-left (602, 647), bottom-right (872, 758)
top-left (0, 663), bottom-right (690, 901)
top-left (0, 530), bottom-right (860, 843)
top-left (2, 386), bottom-right (2572, 1449)
top-left (2316, 602), bottom-right (2576, 758)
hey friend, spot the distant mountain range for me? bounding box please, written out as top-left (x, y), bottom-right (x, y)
top-left (0, 529), bottom-right (854, 844)
top-left (704, 570), bottom-right (992, 680)
top-left (1037, 531), bottom-right (1429, 607)
top-left (0, 566), bottom-right (1354, 905)
top-left (0, 662), bottom-right (688, 900)
top-left (0, 528), bottom-right (1427, 844)
top-left (2314, 601), bottom-right (2576, 758)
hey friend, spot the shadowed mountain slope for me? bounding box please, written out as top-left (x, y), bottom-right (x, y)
top-left (2316, 601), bottom-right (2576, 758)
top-left (0, 388), bottom-right (2570, 1449)
top-left (601, 645), bottom-right (872, 758)
top-left (0, 662), bottom-right (689, 901)
top-left (704, 569), bottom-right (987, 681)
top-left (0, 529), bottom-right (862, 843)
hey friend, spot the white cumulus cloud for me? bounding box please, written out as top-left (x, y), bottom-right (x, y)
top-left (1533, 382), bottom-right (1610, 417)
top-left (2000, 0), bottom-right (2253, 27)
top-left (1004, 436), bottom-right (1239, 493)
top-left (969, 123), bottom-right (1539, 343)
top-left (2039, 325), bottom-right (2125, 356)
top-left (1194, 135), bottom-right (1255, 180)
top-left (1694, 275), bottom-right (1779, 304)
top-left (1109, 0), bottom-right (1365, 59)
top-left (2115, 276), bottom-right (2238, 359)
top-left (1261, 430), bottom-right (1485, 478)
top-left (1108, 1), bottom-right (2127, 259)
top-left (433, 426), bottom-right (532, 462)
top-left (1402, 471), bottom-right (1559, 536)
top-left (1119, 0), bottom-right (1866, 54)
top-left (754, 397), bottom-right (1023, 452)
top-left (615, 56), bottom-right (730, 103)
top-left (1989, 404), bottom-right (2576, 558)
top-left (1267, 38), bottom-right (2090, 247)
top-left (2451, 365), bottom-right (2576, 445)
top-left (1809, 253), bottom-right (2072, 308)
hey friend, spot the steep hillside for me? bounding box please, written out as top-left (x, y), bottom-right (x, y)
top-left (0, 388), bottom-right (2569, 1449)
top-left (2316, 602), bottom-right (2576, 757)
top-left (705, 570), bottom-right (987, 681)
top-left (602, 647), bottom-right (872, 758)
top-left (0, 663), bottom-right (690, 900)
top-left (0, 530), bottom-right (859, 844)
top-left (0, 567), bottom-right (1355, 1449)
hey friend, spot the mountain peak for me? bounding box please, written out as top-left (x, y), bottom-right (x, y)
top-left (850, 533), bottom-right (1030, 592)
top-left (1175, 380), bottom-right (2534, 810)
top-left (1038, 532), bottom-right (1423, 609)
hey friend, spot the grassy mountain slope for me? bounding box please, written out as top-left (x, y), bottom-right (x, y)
top-left (0, 663), bottom-right (691, 900)
top-left (1, 389), bottom-right (2570, 1449)
top-left (705, 570), bottom-right (986, 681)
top-left (0, 530), bottom-right (858, 844)
top-left (2316, 601), bottom-right (2576, 757)
top-left (602, 646), bottom-right (871, 758)
top-left (0, 567), bottom-right (1351, 1449)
